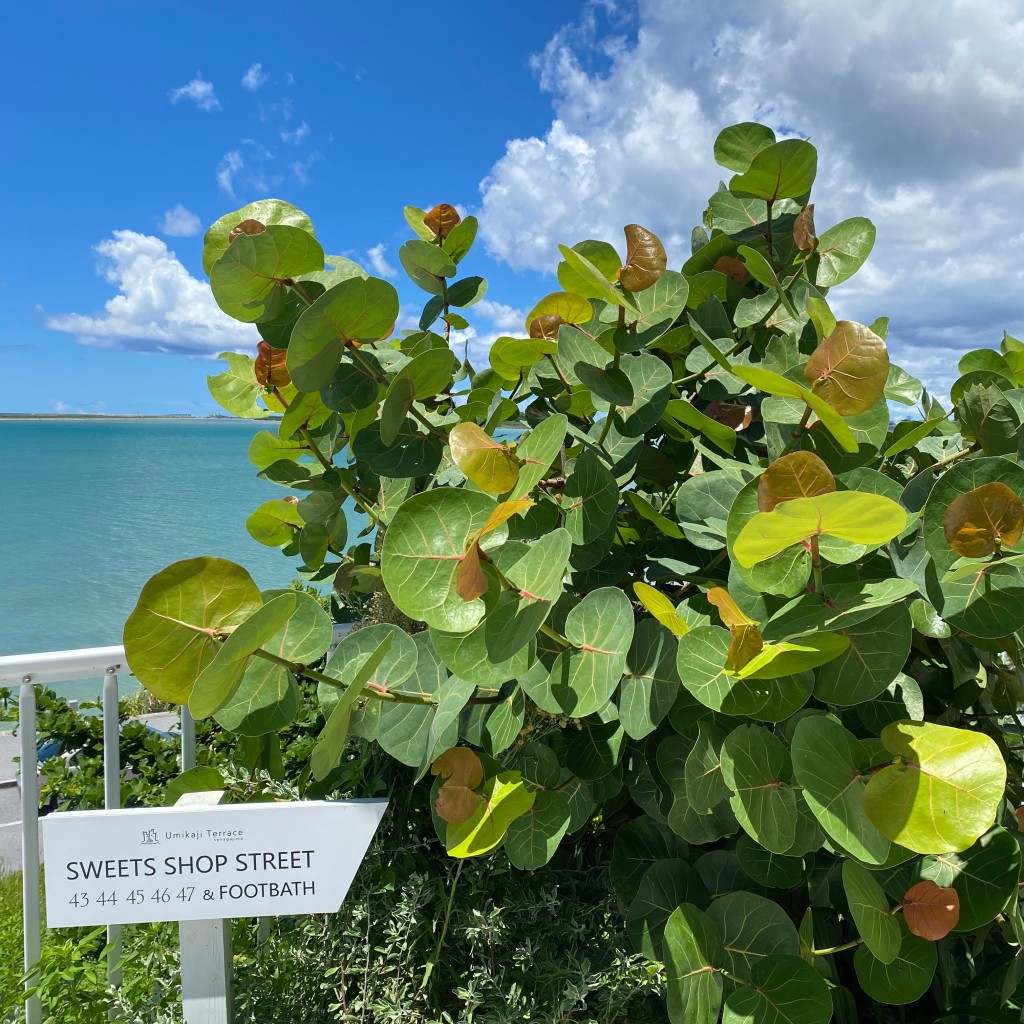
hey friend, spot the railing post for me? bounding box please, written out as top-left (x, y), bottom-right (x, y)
top-left (102, 668), bottom-right (123, 993)
top-left (181, 704), bottom-right (196, 772)
top-left (19, 678), bottom-right (41, 1024)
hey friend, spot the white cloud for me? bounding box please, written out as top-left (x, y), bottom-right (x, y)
top-left (281, 121), bottom-right (310, 144)
top-left (217, 151), bottom-right (244, 197)
top-left (159, 204), bottom-right (202, 237)
top-left (479, 0), bottom-right (1024, 390)
top-left (241, 63), bottom-right (268, 91)
top-left (366, 243), bottom-right (397, 279)
top-left (45, 231), bottom-right (254, 356)
top-left (169, 75), bottom-right (220, 112)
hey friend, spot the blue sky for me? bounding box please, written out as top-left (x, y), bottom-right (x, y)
top-left (5, 0), bottom-right (1024, 413)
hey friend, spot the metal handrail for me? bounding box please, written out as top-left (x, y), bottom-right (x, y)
top-left (2, 626), bottom-right (348, 1024)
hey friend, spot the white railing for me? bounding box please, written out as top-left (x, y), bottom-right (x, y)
top-left (0, 627), bottom-right (348, 1024)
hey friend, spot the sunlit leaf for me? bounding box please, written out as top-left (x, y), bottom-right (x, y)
top-left (619, 224), bottom-right (667, 292)
top-left (943, 481), bottom-right (1024, 557)
top-left (431, 747), bottom-right (483, 824)
top-left (901, 880), bottom-right (959, 940)
top-left (449, 422), bottom-right (520, 495)
top-left (423, 203), bottom-right (461, 239)
top-left (804, 321), bottom-right (890, 416)
top-left (757, 451), bottom-right (835, 512)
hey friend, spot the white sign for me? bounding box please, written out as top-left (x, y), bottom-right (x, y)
top-left (41, 799), bottom-right (388, 927)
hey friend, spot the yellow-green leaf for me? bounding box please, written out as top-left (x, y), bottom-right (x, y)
top-left (634, 582), bottom-right (690, 637)
top-left (446, 771), bottom-right (536, 857)
top-left (449, 422), bottom-right (520, 495)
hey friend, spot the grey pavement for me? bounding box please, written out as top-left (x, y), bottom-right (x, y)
top-left (0, 712), bottom-right (181, 876)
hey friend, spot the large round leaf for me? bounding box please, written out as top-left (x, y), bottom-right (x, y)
top-left (618, 619), bottom-right (680, 739)
top-left (318, 623), bottom-right (418, 717)
top-left (382, 489), bottom-right (505, 632)
top-left (508, 413), bottom-right (568, 498)
top-left (210, 226), bottom-right (324, 323)
top-left (918, 826), bottom-right (1021, 932)
top-left (864, 721), bottom-right (1006, 854)
top-left (610, 817), bottom-right (689, 907)
top-left (504, 790), bottom-right (571, 869)
top-left (626, 859), bottom-right (708, 961)
top-left (446, 771), bottom-right (535, 858)
top-left (202, 199), bottom-right (315, 275)
top-left (449, 423), bottom-right (519, 495)
top-left (723, 954), bottom-right (831, 1024)
top-left (664, 905), bottom-right (724, 1024)
top-left (707, 891), bottom-right (799, 981)
top-left (736, 833), bottom-right (806, 889)
top-left (680, 469), bottom-right (747, 553)
top-left (842, 860), bottom-right (900, 964)
top-left (563, 448), bottom-right (618, 544)
top-left (791, 715), bottom-right (894, 865)
top-left (676, 626), bottom-right (771, 716)
top-left (813, 603), bottom-right (912, 705)
top-left (804, 321), bottom-right (889, 416)
top-left (728, 139), bottom-right (818, 201)
top-left (123, 558), bottom-right (263, 704)
top-left (714, 122), bottom-right (776, 172)
top-left (353, 419), bottom-right (443, 479)
top-left (544, 587), bottom-right (632, 716)
top-left (815, 218), bottom-right (877, 288)
top-left (287, 277), bottom-right (400, 391)
top-left (720, 724), bottom-right (798, 853)
top-left (734, 491), bottom-right (907, 567)
top-left (246, 499), bottom-right (304, 547)
top-left (853, 923), bottom-right (937, 1006)
top-left (757, 451), bottom-right (835, 512)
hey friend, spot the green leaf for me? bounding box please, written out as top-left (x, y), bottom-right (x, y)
top-left (813, 603), bottom-right (913, 704)
top-left (577, 363), bottom-right (634, 406)
top-left (447, 275), bottom-right (488, 309)
top-left (805, 321), bottom-right (890, 416)
top-left (446, 771), bottom-right (535, 858)
top-left (449, 422), bottom-right (520, 495)
top-left (918, 826), bottom-right (1022, 931)
top-left (164, 766), bottom-right (225, 806)
top-left (563, 448), bottom-right (619, 544)
top-left (504, 790), bottom-right (571, 869)
top-left (245, 499), bottom-right (304, 547)
top-left (707, 891), bottom-right (800, 981)
top-left (202, 199), bottom-right (315, 276)
top-left (734, 491), bottom-right (907, 567)
top-left (714, 122), bottom-right (777, 172)
top-left (626, 859), bottom-right (708, 960)
top-left (843, 860), bottom-right (900, 964)
top-left (318, 624), bottom-right (418, 717)
top-left (720, 725), bottom-right (798, 853)
top-left (557, 244), bottom-right (639, 313)
top-left (883, 413), bottom-right (946, 457)
top-left (791, 715), bottom-right (895, 865)
top-left (382, 488), bottom-right (506, 632)
top-left (631, 270), bottom-right (690, 346)
top-left (611, 817), bottom-right (689, 907)
top-left (737, 632), bottom-right (849, 680)
top-left (509, 413), bottom-right (567, 498)
top-left (353, 419), bottom-right (443, 479)
top-left (525, 291), bottom-right (593, 333)
top-left (545, 587), bottom-right (633, 716)
top-left (815, 218), bottom-right (877, 287)
top-left (854, 922), bottom-right (937, 1006)
top-left (664, 905), bottom-right (724, 1024)
top-left (618, 619), bottom-right (680, 739)
top-left (684, 723), bottom-right (730, 812)
top-left (310, 633), bottom-right (393, 781)
top-left (398, 239), bottom-right (456, 295)
top-left (664, 399), bottom-right (736, 454)
top-left (723, 955), bottom-right (832, 1024)
top-left (615, 354), bottom-right (673, 437)
top-left (557, 240), bottom-right (622, 298)
top-left (187, 593), bottom-right (298, 719)
top-left (732, 364), bottom-right (858, 452)
top-left (392, 348), bottom-right (459, 399)
top-left (736, 833), bottom-right (807, 888)
top-left (728, 139), bottom-right (818, 201)
top-left (442, 215), bottom-right (478, 263)
top-left (489, 336), bottom-right (557, 382)
top-left (676, 626), bottom-right (771, 716)
top-left (247, 430), bottom-right (305, 471)
top-left (210, 226), bottom-right (324, 323)
top-left (207, 352), bottom-right (271, 418)
top-left (864, 721), bottom-right (1007, 854)
top-left (287, 277), bottom-right (399, 391)
top-left (123, 557), bottom-right (263, 705)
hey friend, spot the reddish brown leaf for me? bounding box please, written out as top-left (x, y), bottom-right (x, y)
top-left (529, 314), bottom-right (565, 340)
top-left (944, 481), bottom-right (1024, 558)
top-left (254, 340), bottom-right (291, 388)
top-left (714, 256), bottom-right (748, 284)
top-left (902, 880), bottom-right (960, 940)
top-left (431, 747), bottom-right (483, 824)
top-left (423, 203), bottom-right (461, 240)
top-left (1016, 806), bottom-right (1024, 832)
top-left (793, 204), bottom-right (817, 252)
top-left (619, 224), bottom-right (667, 292)
top-left (757, 451), bottom-right (836, 513)
top-left (456, 542), bottom-right (489, 602)
top-left (229, 218), bottom-right (266, 242)
top-left (804, 321), bottom-right (890, 416)
top-left (705, 400), bottom-right (755, 431)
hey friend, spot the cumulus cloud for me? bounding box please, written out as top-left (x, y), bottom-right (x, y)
top-left (45, 231), bottom-right (254, 356)
top-left (169, 75), bottom-right (220, 112)
top-left (241, 63), bottom-right (268, 91)
top-left (159, 204), bottom-right (202, 237)
top-left (479, 0), bottom-right (1024, 391)
top-left (366, 243), bottom-right (397, 279)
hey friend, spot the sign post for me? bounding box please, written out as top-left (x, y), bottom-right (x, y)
top-left (41, 796), bottom-right (388, 1023)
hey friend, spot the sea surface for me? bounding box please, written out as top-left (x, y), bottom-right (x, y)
top-left (0, 419), bottom-right (344, 704)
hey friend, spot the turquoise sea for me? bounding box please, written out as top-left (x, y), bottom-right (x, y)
top-left (0, 419), bottom-right (332, 703)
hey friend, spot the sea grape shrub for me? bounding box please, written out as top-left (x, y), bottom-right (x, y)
top-left (123, 125), bottom-right (1024, 1021)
